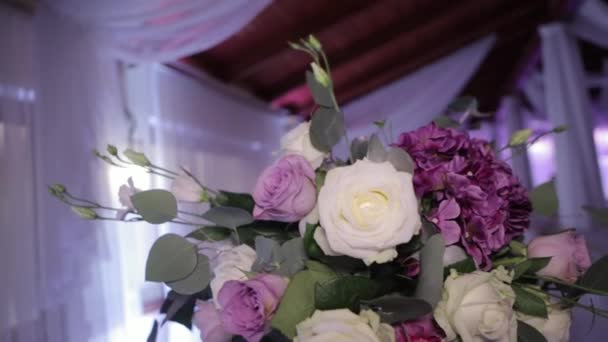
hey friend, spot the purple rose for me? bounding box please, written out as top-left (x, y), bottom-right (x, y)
top-left (218, 274), bottom-right (288, 342)
top-left (193, 300), bottom-right (231, 342)
top-left (528, 230), bottom-right (592, 283)
top-left (253, 154), bottom-right (316, 222)
top-left (394, 315), bottom-right (445, 342)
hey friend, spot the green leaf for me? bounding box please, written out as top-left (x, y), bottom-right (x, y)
top-left (131, 189), bottom-right (178, 224)
top-left (362, 294), bottom-right (432, 323)
top-left (202, 206), bottom-right (253, 230)
top-left (145, 234), bottom-right (198, 282)
top-left (309, 107), bottom-right (345, 152)
top-left (513, 257), bottom-right (552, 280)
top-left (387, 148), bottom-right (415, 174)
top-left (279, 237), bottom-right (308, 276)
top-left (252, 237), bottom-right (308, 276)
top-left (529, 180), bottom-right (559, 217)
top-left (509, 240), bottom-right (528, 257)
top-left (444, 257), bottom-right (476, 275)
top-left (366, 134), bottom-right (387, 162)
top-left (578, 255), bottom-right (608, 294)
top-left (71, 206), bottom-right (97, 220)
top-left (315, 276), bottom-right (380, 311)
top-left (186, 226), bottom-right (232, 241)
top-left (350, 136), bottom-right (369, 161)
top-left (433, 116), bottom-right (460, 128)
top-left (311, 62), bottom-right (330, 87)
top-left (517, 320), bottom-right (547, 342)
top-left (213, 191), bottom-right (255, 213)
top-left (583, 206), bottom-right (608, 228)
top-left (271, 268), bottom-right (337, 338)
top-left (303, 224), bottom-right (324, 259)
top-left (252, 236), bottom-right (281, 272)
top-left (166, 254), bottom-right (211, 295)
top-left (509, 129), bottom-right (533, 147)
top-left (513, 284), bottom-right (548, 318)
top-left (305, 71), bottom-right (333, 108)
top-left (315, 170), bottom-right (327, 193)
top-left (106, 144), bottom-right (118, 156)
top-left (373, 120), bottom-right (386, 129)
top-left (123, 148), bottom-right (151, 166)
top-left (553, 125), bottom-right (567, 133)
top-left (414, 234), bottom-right (445, 307)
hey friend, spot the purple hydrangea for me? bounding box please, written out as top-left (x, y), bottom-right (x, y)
top-left (395, 123), bottom-right (532, 269)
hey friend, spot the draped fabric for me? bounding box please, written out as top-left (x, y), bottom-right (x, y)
top-left (46, 0), bottom-right (272, 63)
top-left (571, 0), bottom-right (608, 48)
top-left (539, 23), bottom-right (605, 229)
top-left (344, 35), bottom-right (496, 138)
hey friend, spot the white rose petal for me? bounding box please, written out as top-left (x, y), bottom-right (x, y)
top-left (317, 159), bottom-right (421, 265)
top-left (171, 168), bottom-right (205, 202)
top-left (518, 302), bottom-right (571, 342)
top-left (443, 245), bottom-right (468, 266)
top-left (281, 121), bottom-right (326, 169)
top-left (434, 268), bottom-right (517, 342)
top-left (209, 244), bottom-right (257, 308)
top-left (294, 309), bottom-right (395, 342)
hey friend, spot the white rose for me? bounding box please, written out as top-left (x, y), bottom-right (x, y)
top-left (434, 268), bottom-right (517, 342)
top-left (209, 244), bottom-right (257, 308)
top-left (294, 309), bottom-right (395, 342)
top-left (518, 304), bottom-right (571, 342)
top-left (281, 121), bottom-right (326, 169)
top-left (316, 159), bottom-right (421, 265)
top-left (298, 205), bottom-right (340, 257)
top-left (171, 168), bottom-right (206, 202)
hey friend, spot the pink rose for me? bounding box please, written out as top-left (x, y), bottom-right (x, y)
top-left (252, 154), bottom-right (316, 222)
top-left (528, 230), bottom-right (592, 283)
top-left (218, 274), bottom-right (288, 342)
top-left (395, 315), bottom-right (445, 342)
top-left (193, 301), bottom-right (231, 342)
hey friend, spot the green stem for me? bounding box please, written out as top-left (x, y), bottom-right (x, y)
top-left (150, 164), bottom-right (179, 177)
top-left (178, 210), bottom-right (204, 218)
top-left (180, 167), bottom-right (219, 196)
top-left (492, 256), bottom-right (526, 267)
top-left (540, 289), bottom-right (608, 318)
top-left (522, 275), bottom-right (608, 296)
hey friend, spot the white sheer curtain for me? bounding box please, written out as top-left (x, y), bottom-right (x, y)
top-left (344, 35), bottom-right (496, 137)
top-left (47, 0), bottom-right (271, 63)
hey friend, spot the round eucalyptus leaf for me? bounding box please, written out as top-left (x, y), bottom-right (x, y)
top-left (132, 189), bottom-right (178, 224)
top-left (202, 206), bottom-right (253, 230)
top-left (145, 234), bottom-right (197, 282)
top-left (166, 254), bottom-right (212, 295)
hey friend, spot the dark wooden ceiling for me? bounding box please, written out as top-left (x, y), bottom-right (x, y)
top-left (185, 0), bottom-right (584, 115)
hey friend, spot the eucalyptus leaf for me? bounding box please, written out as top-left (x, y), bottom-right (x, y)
top-left (309, 107), bottom-right (345, 152)
top-left (517, 320), bottom-right (547, 342)
top-left (513, 257), bottom-right (552, 280)
top-left (433, 116), bottom-right (460, 128)
top-left (578, 255), bottom-right (608, 294)
top-left (509, 129), bottom-right (533, 147)
top-left (271, 268), bottom-right (337, 338)
top-left (583, 206), bottom-right (608, 228)
top-left (145, 234), bottom-right (197, 282)
top-left (362, 294), bottom-right (432, 323)
top-left (279, 237), bottom-right (308, 276)
top-left (351, 136), bottom-right (369, 161)
top-left (513, 284), bottom-right (548, 318)
top-left (166, 254), bottom-right (212, 295)
top-left (315, 276), bottom-right (380, 311)
top-left (311, 62), bottom-right (330, 87)
top-left (160, 291), bottom-right (196, 329)
top-left (303, 224), bottom-right (324, 259)
top-left (414, 234), bottom-right (445, 307)
top-left (252, 236), bottom-right (281, 272)
top-left (387, 148), bottom-right (415, 174)
top-left (123, 148), bottom-right (151, 166)
top-left (529, 180), bottom-right (559, 217)
top-left (187, 226), bottom-right (232, 242)
top-left (202, 206), bottom-right (253, 230)
top-left (131, 189), bottom-right (178, 224)
top-left (444, 257), bottom-right (476, 275)
top-left (366, 134), bottom-right (387, 162)
top-left (213, 191), bottom-right (255, 213)
top-left (305, 71), bottom-right (333, 108)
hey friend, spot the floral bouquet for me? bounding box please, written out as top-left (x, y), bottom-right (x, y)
top-left (51, 36), bottom-right (608, 342)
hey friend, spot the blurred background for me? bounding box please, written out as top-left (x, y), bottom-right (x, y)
top-left (0, 0), bottom-right (607, 341)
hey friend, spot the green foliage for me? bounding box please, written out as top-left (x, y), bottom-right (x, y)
top-left (166, 254), bottom-right (211, 295)
top-left (529, 180), bottom-right (559, 217)
top-left (578, 255), bottom-right (608, 295)
top-left (307, 35), bottom-right (322, 50)
top-left (433, 116), bottom-right (460, 128)
top-left (106, 144), bottom-right (118, 156)
top-left (314, 170), bottom-right (326, 193)
top-left (447, 96), bottom-right (478, 113)
top-left (202, 206), bottom-right (253, 230)
top-left (123, 148), bottom-right (151, 166)
top-left (145, 234), bottom-right (198, 283)
top-left (305, 71), bottom-right (333, 108)
top-left (366, 134), bottom-right (386, 162)
top-left (513, 284), bottom-right (548, 318)
top-left (373, 120), bottom-right (386, 129)
top-left (512, 257), bottom-right (551, 280)
top-left (362, 294), bottom-right (432, 324)
top-left (213, 191), bottom-right (255, 213)
top-left (303, 224), bottom-right (324, 259)
top-left (583, 206), bottom-right (608, 228)
top-left (414, 234), bottom-right (445, 307)
top-left (444, 257), bottom-right (476, 276)
top-left (270, 264), bottom-right (337, 338)
top-left (315, 276), bottom-right (381, 311)
top-left (311, 62), bottom-right (330, 87)
top-left (517, 320), bottom-right (547, 342)
top-left (350, 136), bottom-right (369, 161)
top-left (252, 237), bottom-right (308, 276)
top-left (309, 107), bottom-right (345, 152)
top-left (71, 206), bottom-right (97, 220)
top-left (387, 148), bottom-right (415, 174)
top-left (131, 189), bottom-right (178, 224)
top-left (509, 129), bottom-right (533, 147)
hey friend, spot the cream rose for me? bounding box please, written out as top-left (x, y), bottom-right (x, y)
top-left (294, 309), bottom-right (395, 342)
top-left (281, 121), bottom-right (326, 169)
top-left (208, 244), bottom-right (257, 308)
top-left (434, 268), bottom-right (517, 342)
top-left (316, 159), bottom-right (421, 265)
top-left (518, 303), bottom-right (571, 342)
